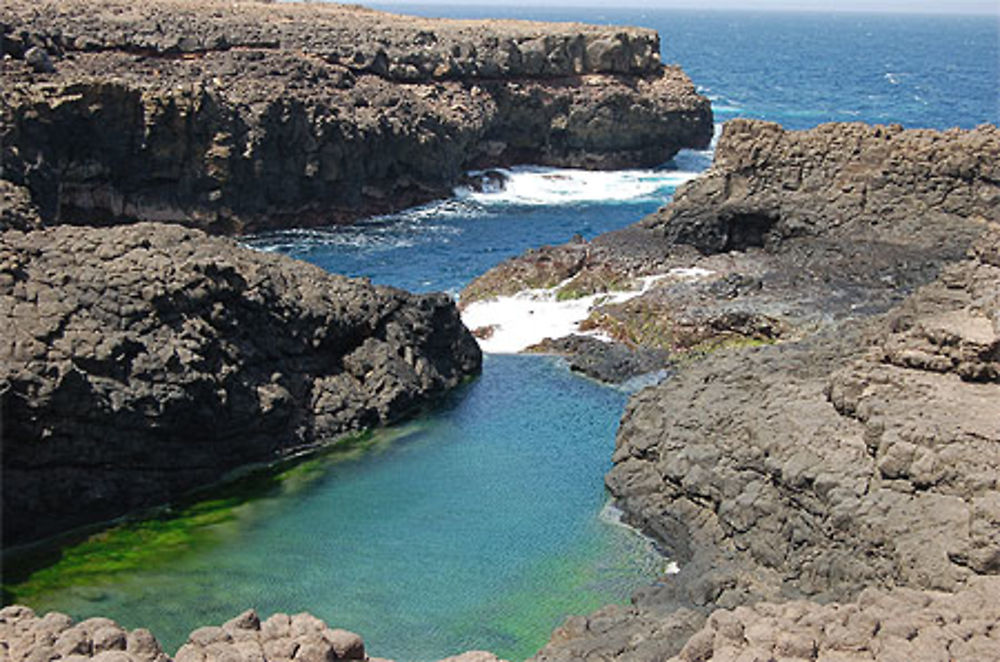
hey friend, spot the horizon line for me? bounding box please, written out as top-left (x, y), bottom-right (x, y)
top-left (365, 1), bottom-right (999, 17)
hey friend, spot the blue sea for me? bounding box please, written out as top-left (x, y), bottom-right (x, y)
top-left (8, 7), bottom-right (998, 662)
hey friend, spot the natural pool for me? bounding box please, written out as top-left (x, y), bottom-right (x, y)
top-left (4, 355), bottom-right (667, 661)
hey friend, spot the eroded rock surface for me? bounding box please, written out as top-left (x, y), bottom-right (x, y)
top-left (0, 181), bottom-right (41, 232)
top-left (530, 225), bottom-right (1000, 662)
top-left (0, 0), bottom-right (711, 234)
top-left (456, 120), bottom-right (1000, 660)
top-left (0, 223), bottom-right (482, 544)
top-left (0, 606), bottom-right (509, 662)
top-left (462, 120), bottom-right (1000, 370)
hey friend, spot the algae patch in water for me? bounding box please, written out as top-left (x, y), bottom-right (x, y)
top-left (1, 428), bottom-right (397, 606)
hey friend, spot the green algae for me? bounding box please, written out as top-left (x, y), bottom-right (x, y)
top-left (1, 428), bottom-right (392, 606)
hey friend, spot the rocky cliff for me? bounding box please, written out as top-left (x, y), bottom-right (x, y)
top-left (539, 223), bottom-right (1000, 662)
top-left (0, 0), bottom-right (712, 234)
top-left (457, 120), bottom-right (1000, 660)
top-left (1, 223), bottom-right (482, 545)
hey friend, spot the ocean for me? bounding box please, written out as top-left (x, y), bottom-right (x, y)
top-left (6, 7), bottom-right (997, 662)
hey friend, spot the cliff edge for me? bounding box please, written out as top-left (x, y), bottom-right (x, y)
top-left (0, 0), bottom-right (712, 234)
top-left (1, 223), bottom-right (482, 545)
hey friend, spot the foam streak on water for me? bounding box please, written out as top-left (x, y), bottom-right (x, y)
top-left (461, 268), bottom-right (714, 354)
top-left (243, 164), bottom-right (699, 295)
top-left (455, 166), bottom-right (700, 206)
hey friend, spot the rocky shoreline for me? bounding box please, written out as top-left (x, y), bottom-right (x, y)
top-left (1, 222), bottom-right (482, 545)
top-left (3, 1), bottom-right (999, 661)
top-left (0, 0), bottom-right (711, 234)
top-left (463, 119), bottom-right (1000, 660)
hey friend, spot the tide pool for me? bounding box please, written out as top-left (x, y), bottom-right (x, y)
top-left (5, 356), bottom-right (664, 661)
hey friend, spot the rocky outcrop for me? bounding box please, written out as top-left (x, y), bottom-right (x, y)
top-left (0, 606), bottom-right (366, 662)
top-left (0, 181), bottom-right (41, 232)
top-left (648, 119), bottom-right (1000, 252)
top-left (454, 120), bottom-right (1000, 660)
top-left (529, 224), bottom-right (1000, 661)
top-left (462, 121), bottom-right (1000, 368)
top-left (526, 335), bottom-right (671, 384)
top-left (0, 0), bottom-right (712, 234)
top-left (1, 223), bottom-right (482, 545)
top-left (0, 606), bottom-right (509, 662)
top-left (665, 576), bottom-right (1000, 662)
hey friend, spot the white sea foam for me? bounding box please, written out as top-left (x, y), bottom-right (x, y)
top-left (244, 214), bottom-right (463, 255)
top-left (455, 166), bottom-right (699, 207)
top-left (461, 268), bottom-right (714, 354)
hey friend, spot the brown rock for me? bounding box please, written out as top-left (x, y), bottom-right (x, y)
top-left (0, 0), bottom-right (711, 234)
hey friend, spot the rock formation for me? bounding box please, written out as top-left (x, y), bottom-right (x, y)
top-left (532, 226), bottom-right (1000, 661)
top-left (455, 120), bottom-right (1000, 660)
top-left (1, 223), bottom-right (482, 545)
top-left (462, 120), bottom-right (1000, 368)
top-left (0, 605), bottom-right (509, 662)
top-left (0, 0), bottom-right (712, 234)
top-left (0, 181), bottom-right (41, 232)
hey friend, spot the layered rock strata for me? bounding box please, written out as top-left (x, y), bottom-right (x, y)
top-left (0, 0), bottom-right (712, 234)
top-left (1, 223), bottom-right (482, 545)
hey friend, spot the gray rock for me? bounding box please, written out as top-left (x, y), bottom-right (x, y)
top-left (92, 626), bottom-right (127, 653)
top-left (188, 627), bottom-right (232, 648)
top-left (53, 627), bottom-right (92, 657)
top-left (23, 46), bottom-right (54, 73)
top-left (125, 629), bottom-right (164, 662)
top-left (1, 222), bottom-right (481, 545)
top-left (322, 629), bottom-right (364, 660)
top-left (0, 181), bottom-right (42, 231)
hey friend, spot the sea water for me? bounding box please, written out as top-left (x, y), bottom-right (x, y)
top-left (6, 8), bottom-right (997, 662)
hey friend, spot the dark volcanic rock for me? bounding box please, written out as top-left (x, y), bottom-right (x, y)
top-left (0, 181), bottom-right (42, 232)
top-left (527, 334), bottom-right (671, 384)
top-left (646, 119), bottom-right (1000, 252)
top-left (0, 0), bottom-right (712, 234)
top-left (0, 223), bottom-right (482, 545)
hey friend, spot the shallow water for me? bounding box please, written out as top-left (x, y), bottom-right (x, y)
top-left (6, 7), bottom-right (997, 661)
top-left (7, 357), bottom-right (665, 661)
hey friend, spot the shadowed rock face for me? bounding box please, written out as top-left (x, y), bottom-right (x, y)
top-left (0, 181), bottom-right (41, 232)
top-left (645, 119), bottom-right (1000, 252)
top-left (0, 0), bottom-right (712, 234)
top-left (0, 223), bottom-right (482, 545)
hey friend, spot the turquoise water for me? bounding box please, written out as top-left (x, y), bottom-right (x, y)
top-left (8, 7), bottom-right (998, 662)
top-left (12, 357), bottom-right (664, 660)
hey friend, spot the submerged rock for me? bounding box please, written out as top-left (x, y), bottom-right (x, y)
top-left (0, 223), bottom-right (482, 545)
top-left (0, 0), bottom-right (712, 234)
top-left (526, 335), bottom-right (671, 384)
